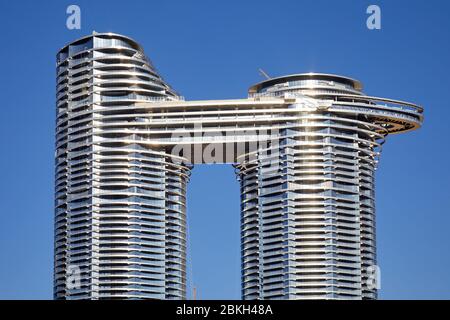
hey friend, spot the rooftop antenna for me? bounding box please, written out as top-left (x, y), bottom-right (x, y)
top-left (258, 68), bottom-right (271, 80)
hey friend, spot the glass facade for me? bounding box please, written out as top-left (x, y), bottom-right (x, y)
top-left (55, 33), bottom-right (187, 300)
top-left (55, 33), bottom-right (423, 300)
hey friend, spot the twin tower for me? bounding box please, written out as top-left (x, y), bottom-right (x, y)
top-left (54, 33), bottom-right (423, 300)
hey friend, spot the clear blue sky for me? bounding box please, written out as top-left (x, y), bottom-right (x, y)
top-left (0, 0), bottom-right (449, 300)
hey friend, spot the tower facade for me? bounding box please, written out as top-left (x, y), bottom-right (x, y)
top-left (55, 33), bottom-right (188, 299)
top-left (55, 33), bottom-right (423, 300)
top-left (238, 76), bottom-right (422, 299)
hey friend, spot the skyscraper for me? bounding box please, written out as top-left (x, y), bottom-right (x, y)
top-left (55, 33), bottom-right (423, 300)
top-left (55, 33), bottom-right (187, 300)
